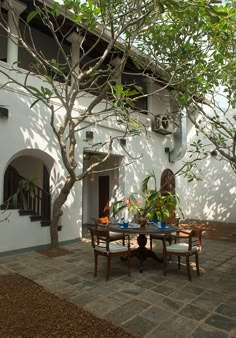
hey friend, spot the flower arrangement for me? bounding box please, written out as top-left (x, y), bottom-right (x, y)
top-left (112, 169), bottom-right (182, 226)
top-left (113, 190), bottom-right (177, 224)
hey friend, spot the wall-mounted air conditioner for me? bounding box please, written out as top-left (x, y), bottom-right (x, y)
top-left (152, 115), bottom-right (174, 135)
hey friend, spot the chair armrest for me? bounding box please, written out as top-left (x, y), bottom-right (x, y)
top-left (176, 229), bottom-right (191, 236)
top-left (169, 230), bottom-right (190, 243)
top-left (124, 234), bottom-right (131, 248)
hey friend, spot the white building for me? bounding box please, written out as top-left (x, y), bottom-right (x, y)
top-left (0, 0), bottom-right (235, 254)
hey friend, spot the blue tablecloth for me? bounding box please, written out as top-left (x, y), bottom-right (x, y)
top-left (114, 224), bottom-right (177, 232)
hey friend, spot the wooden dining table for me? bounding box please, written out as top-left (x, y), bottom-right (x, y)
top-left (109, 223), bottom-right (178, 273)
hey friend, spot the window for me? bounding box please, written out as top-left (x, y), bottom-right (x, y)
top-left (122, 73), bottom-right (148, 114)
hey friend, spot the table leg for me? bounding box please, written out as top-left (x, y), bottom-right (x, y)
top-left (131, 234), bottom-right (162, 273)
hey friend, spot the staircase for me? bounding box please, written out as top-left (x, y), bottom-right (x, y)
top-left (2, 165), bottom-right (51, 228)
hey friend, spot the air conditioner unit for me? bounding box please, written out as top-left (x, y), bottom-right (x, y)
top-left (152, 115), bottom-right (174, 135)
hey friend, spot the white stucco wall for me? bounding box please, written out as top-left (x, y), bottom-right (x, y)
top-left (177, 118), bottom-right (236, 223)
top-left (0, 60), bottom-right (177, 252)
top-left (0, 211), bottom-right (51, 252)
top-left (0, 58), bottom-right (235, 253)
top-left (0, 63), bottom-right (84, 251)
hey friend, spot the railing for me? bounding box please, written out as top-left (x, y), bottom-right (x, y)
top-left (3, 166), bottom-right (51, 221)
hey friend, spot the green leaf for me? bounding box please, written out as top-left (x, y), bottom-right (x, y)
top-left (27, 86), bottom-right (42, 95)
top-left (30, 98), bottom-right (40, 109)
top-left (26, 11), bottom-right (38, 24)
top-left (158, 2), bottom-right (165, 13)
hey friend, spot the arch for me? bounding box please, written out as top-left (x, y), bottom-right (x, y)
top-left (3, 149), bottom-right (54, 174)
top-left (2, 149), bottom-right (55, 220)
top-left (160, 168), bottom-right (175, 195)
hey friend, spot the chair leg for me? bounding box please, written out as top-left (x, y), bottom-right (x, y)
top-left (106, 255), bottom-right (111, 281)
top-left (186, 255), bottom-right (192, 281)
top-left (94, 252), bottom-right (98, 278)
top-left (162, 240), bottom-right (172, 261)
top-left (127, 254), bottom-right (131, 277)
top-left (150, 236), bottom-right (152, 250)
top-left (195, 252), bottom-right (200, 276)
top-left (178, 256), bottom-right (181, 269)
top-left (163, 253), bottom-right (167, 276)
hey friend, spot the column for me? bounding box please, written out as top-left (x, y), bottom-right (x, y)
top-left (4, 0), bottom-right (26, 65)
top-left (67, 32), bottom-right (82, 78)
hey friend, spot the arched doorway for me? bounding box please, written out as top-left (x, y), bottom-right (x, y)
top-left (3, 150), bottom-right (53, 221)
top-left (160, 168), bottom-right (175, 195)
top-left (160, 168), bottom-right (176, 217)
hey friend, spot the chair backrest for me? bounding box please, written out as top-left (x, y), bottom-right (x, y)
top-left (163, 217), bottom-right (180, 226)
top-left (95, 217), bottom-right (110, 234)
top-left (167, 229), bottom-right (202, 253)
top-left (96, 217), bottom-right (110, 225)
top-left (189, 229), bottom-right (202, 251)
top-left (90, 227), bottom-right (110, 250)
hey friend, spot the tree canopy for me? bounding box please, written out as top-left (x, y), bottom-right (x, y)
top-left (137, 0), bottom-right (236, 173)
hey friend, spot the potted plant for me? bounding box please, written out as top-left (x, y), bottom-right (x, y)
top-left (112, 192), bottom-right (158, 226)
top-left (112, 171), bottom-right (181, 226)
top-left (141, 170), bottom-right (182, 222)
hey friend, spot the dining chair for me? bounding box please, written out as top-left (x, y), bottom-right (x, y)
top-left (89, 227), bottom-right (131, 281)
top-left (95, 217), bottom-right (125, 245)
top-left (163, 229), bottom-right (202, 281)
top-left (150, 217), bottom-right (180, 251)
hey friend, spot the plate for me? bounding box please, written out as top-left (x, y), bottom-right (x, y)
top-left (129, 224), bottom-right (140, 229)
top-left (118, 223), bottom-right (140, 229)
top-left (157, 225), bottom-right (169, 229)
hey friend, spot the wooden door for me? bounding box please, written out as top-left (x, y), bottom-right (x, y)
top-left (160, 168), bottom-right (175, 195)
top-left (99, 176), bottom-right (109, 218)
top-left (160, 168), bottom-right (176, 217)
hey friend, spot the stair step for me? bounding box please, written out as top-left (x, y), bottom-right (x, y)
top-left (19, 209), bottom-right (34, 216)
top-left (41, 220), bottom-right (51, 227)
top-left (30, 215), bottom-right (43, 222)
top-left (0, 204), bottom-right (20, 210)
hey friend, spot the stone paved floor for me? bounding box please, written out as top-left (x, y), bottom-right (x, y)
top-left (0, 235), bottom-right (236, 337)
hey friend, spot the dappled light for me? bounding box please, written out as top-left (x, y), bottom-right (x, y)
top-left (0, 0), bottom-right (236, 255)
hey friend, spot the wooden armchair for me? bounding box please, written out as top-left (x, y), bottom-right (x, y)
top-left (150, 217), bottom-right (180, 251)
top-left (95, 217), bottom-right (125, 245)
top-left (89, 227), bottom-right (131, 281)
top-left (163, 229), bottom-right (202, 281)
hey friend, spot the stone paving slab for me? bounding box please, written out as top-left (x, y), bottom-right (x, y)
top-left (0, 238), bottom-right (236, 337)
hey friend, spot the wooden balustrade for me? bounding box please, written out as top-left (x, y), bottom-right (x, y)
top-left (3, 165), bottom-right (51, 221)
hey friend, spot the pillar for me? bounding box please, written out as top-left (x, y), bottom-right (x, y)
top-left (4, 0), bottom-right (26, 65)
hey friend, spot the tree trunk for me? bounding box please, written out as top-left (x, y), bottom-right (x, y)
top-left (50, 178), bottom-right (75, 248)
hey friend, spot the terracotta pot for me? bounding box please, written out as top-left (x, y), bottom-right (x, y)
top-left (137, 216), bottom-right (147, 227)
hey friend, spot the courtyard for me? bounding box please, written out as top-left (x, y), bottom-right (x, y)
top-left (0, 225), bottom-right (236, 337)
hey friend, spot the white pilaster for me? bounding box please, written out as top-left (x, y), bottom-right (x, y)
top-left (4, 0), bottom-right (27, 65)
top-left (67, 32), bottom-right (82, 77)
top-left (110, 56), bottom-right (122, 84)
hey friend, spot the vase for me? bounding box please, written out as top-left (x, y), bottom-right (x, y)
top-left (137, 216), bottom-right (147, 227)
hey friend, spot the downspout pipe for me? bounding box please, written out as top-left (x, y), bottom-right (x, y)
top-left (169, 111), bottom-right (187, 163)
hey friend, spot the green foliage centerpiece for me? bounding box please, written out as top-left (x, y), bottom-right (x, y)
top-left (112, 171), bottom-right (180, 226)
